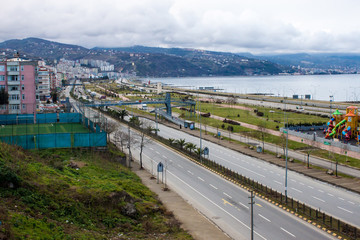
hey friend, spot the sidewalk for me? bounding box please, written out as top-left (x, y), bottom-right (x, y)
top-left (132, 161), bottom-right (230, 240)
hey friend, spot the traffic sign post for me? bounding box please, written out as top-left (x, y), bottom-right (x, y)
top-left (157, 162), bottom-right (164, 184)
top-left (203, 147), bottom-right (209, 158)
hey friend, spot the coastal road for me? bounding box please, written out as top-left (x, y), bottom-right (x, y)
top-left (136, 117), bottom-right (360, 228)
top-left (114, 124), bottom-right (336, 240)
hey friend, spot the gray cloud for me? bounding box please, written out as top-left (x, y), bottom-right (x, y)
top-left (1, 0), bottom-right (360, 53)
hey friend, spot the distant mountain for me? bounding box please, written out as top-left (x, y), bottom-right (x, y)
top-left (251, 53), bottom-right (360, 70)
top-left (0, 37), bottom-right (289, 77)
top-left (0, 37), bottom-right (89, 60)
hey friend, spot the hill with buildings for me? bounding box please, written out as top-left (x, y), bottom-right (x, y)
top-left (0, 38), bottom-right (289, 77)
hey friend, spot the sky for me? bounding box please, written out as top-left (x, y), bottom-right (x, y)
top-left (1, 0), bottom-right (359, 54)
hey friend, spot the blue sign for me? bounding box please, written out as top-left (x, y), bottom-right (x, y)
top-left (217, 132), bottom-right (221, 137)
top-left (157, 162), bottom-right (164, 172)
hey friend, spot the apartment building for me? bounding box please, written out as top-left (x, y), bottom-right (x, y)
top-left (0, 57), bottom-right (37, 114)
top-left (36, 66), bottom-right (51, 101)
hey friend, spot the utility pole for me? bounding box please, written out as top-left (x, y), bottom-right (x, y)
top-left (127, 122), bottom-right (132, 168)
top-left (330, 95), bottom-right (334, 116)
top-left (284, 97), bottom-right (288, 203)
top-left (249, 190), bottom-right (255, 240)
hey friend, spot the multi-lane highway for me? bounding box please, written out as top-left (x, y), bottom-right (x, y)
top-left (118, 124), bottom-right (336, 239)
top-left (137, 117), bottom-right (360, 228)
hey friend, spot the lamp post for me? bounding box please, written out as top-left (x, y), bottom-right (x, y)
top-left (329, 95), bottom-right (334, 116)
top-left (284, 97), bottom-right (288, 203)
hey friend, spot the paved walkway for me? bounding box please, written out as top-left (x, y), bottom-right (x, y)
top-left (132, 161), bottom-right (230, 240)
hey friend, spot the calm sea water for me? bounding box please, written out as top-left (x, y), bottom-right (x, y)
top-left (144, 74), bottom-right (360, 102)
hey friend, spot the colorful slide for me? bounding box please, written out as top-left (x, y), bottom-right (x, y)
top-left (328, 119), bottom-right (346, 137)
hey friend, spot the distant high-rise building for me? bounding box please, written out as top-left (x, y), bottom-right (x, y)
top-left (0, 57), bottom-right (37, 114)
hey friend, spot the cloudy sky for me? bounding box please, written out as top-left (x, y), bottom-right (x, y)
top-left (1, 0), bottom-right (359, 54)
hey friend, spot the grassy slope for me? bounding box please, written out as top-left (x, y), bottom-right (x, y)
top-left (0, 143), bottom-right (192, 240)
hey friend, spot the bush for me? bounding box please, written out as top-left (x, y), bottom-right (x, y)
top-left (0, 162), bottom-right (21, 189)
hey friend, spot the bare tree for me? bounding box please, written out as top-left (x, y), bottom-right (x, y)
top-left (113, 129), bottom-right (129, 152)
top-left (137, 121), bottom-right (152, 170)
top-left (257, 120), bottom-right (267, 152)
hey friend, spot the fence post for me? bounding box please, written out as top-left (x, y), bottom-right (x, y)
top-left (330, 216), bottom-right (332, 228)
top-left (338, 220), bottom-right (340, 232)
top-left (322, 212), bottom-right (325, 224)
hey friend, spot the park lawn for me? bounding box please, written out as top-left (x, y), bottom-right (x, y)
top-left (178, 102), bottom-right (327, 131)
top-left (0, 123), bottom-right (90, 136)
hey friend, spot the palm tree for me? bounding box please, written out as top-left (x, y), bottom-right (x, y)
top-left (175, 138), bottom-right (186, 150)
top-left (194, 147), bottom-right (204, 159)
top-left (118, 109), bottom-right (128, 120)
top-left (168, 138), bottom-right (175, 145)
top-left (185, 142), bottom-right (197, 154)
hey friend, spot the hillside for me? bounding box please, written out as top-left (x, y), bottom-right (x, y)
top-left (0, 142), bottom-right (192, 239)
top-left (0, 37), bottom-right (288, 77)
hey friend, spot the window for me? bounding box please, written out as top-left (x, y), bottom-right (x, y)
top-left (0, 85), bottom-right (5, 90)
top-left (22, 94), bottom-right (25, 100)
top-left (0, 65), bottom-right (4, 72)
top-left (21, 66), bottom-right (24, 71)
top-left (10, 95), bottom-right (19, 100)
top-left (21, 75), bottom-right (24, 81)
top-left (10, 105), bottom-right (20, 110)
top-left (22, 85), bottom-right (25, 90)
top-left (10, 86), bottom-right (18, 91)
top-left (0, 105), bottom-right (6, 110)
top-left (7, 75), bottom-right (19, 81)
top-left (0, 75), bottom-right (4, 81)
top-left (22, 104), bottom-right (26, 109)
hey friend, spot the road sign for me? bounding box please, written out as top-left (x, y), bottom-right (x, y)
top-left (157, 162), bottom-right (164, 172)
top-left (203, 147), bottom-right (209, 155)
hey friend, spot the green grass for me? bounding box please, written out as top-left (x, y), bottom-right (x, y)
top-left (0, 123), bottom-right (90, 136)
top-left (0, 142), bottom-right (193, 239)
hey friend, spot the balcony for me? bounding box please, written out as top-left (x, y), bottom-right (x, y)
top-left (7, 80), bottom-right (20, 85)
top-left (9, 99), bottom-right (20, 104)
top-left (8, 90), bottom-right (20, 95)
top-left (7, 71), bottom-right (19, 75)
top-left (9, 108), bottom-right (21, 114)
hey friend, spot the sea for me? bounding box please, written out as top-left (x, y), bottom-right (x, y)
top-left (143, 74), bottom-right (360, 102)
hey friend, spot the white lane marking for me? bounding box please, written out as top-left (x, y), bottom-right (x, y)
top-left (337, 206), bottom-right (353, 214)
top-left (223, 192), bottom-right (232, 199)
top-left (318, 189), bottom-right (324, 193)
top-left (258, 214), bottom-right (271, 222)
top-left (299, 182), bottom-right (305, 186)
top-left (291, 187), bottom-right (303, 193)
top-left (274, 180), bottom-right (283, 185)
top-left (198, 176), bottom-right (205, 182)
top-left (263, 168), bottom-right (268, 171)
top-left (213, 154), bottom-right (266, 178)
top-left (312, 196), bottom-right (325, 203)
top-left (307, 186), bottom-right (314, 189)
top-left (327, 193), bottom-right (334, 197)
top-left (238, 201), bottom-right (249, 209)
top-left (338, 197), bottom-right (345, 201)
top-left (155, 151), bottom-right (160, 155)
top-left (169, 159), bottom-right (173, 162)
top-left (177, 164), bottom-right (183, 168)
top-left (167, 171), bottom-right (267, 239)
top-left (290, 179), bottom-right (296, 182)
top-left (270, 171), bottom-right (274, 173)
top-left (348, 201), bottom-right (355, 205)
top-left (187, 170), bottom-right (194, 175)
top-left (276, 173), bottom-right (281, 176)
top-left (149, 147), bottom-right (153, 150)
top-left (162, 155), bottom-right (167, 159)
top-left (210, 184), bottom-right (218, 190)
top-left (280, 227), bottom-right (296, 238)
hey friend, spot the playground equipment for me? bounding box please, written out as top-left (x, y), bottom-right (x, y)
top-left (324, 106), bottom-right (359, 142)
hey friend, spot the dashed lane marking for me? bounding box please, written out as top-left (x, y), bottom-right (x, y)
top-left (210, 184), bottom-right (218, 190)
top-left (312, 196), bottom-right (326, 203)
top-left (258, 214), bottom-right (271, 222)
top-left (337, 206), bottom-right (353, 214)
top-left (291, 187), bottom-right (303, 193)
top-left (198, 176), bottom-right (205, 182)
top-left (223, 192), bottom-right (232, 199)
top-left (280, 227), bottom-right (296, 238)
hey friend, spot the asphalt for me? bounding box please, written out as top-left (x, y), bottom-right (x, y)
top-left (132, 161), bottom-right (231, 240)
top-left (136, 112), bottom-right (360, 194)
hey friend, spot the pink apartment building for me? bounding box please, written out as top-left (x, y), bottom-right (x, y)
top-left (0, 58), bottom-right (37, 114)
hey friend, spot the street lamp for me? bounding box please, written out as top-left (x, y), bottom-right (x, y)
top-left (329, 95), bottom-right (334, 116)
top-left (283, 97), bottom-right (288, 203)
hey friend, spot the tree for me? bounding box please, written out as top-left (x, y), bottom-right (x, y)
top-left (194, 147), bottom-right (204, 159)
top-left (129, 116), bottom-right (141, 126)
top-left (113, 129), bottom-right (129, 152)
top-left (51, 90), bottom-right (58, 103)
top-left (168, 138), bottom-right (175, 145)
top-left (118, 109), bottom-right (128, 120)
top-left (257, 120), bottom-right (267, 152)
top-left (0, 88), bottom-right (9, 105)
top-left (137, 121), bottom-right (152, 170)
top-left (175, 138), bottom-right (186, 150)
top-left (185, 142), bottom-right (197, 154)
